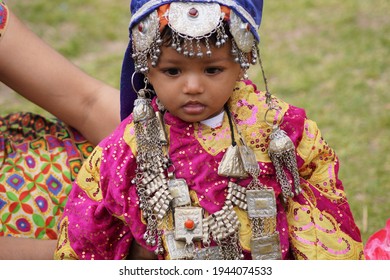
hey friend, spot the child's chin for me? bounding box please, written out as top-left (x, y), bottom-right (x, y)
top-left (178, 114), bottom-right (205, 123)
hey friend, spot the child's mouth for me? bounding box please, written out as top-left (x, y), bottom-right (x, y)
top-left (182, 101), bottom-right (205, 115)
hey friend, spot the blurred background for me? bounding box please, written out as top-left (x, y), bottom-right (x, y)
top-left (1, 0), bottom-right (389, 244)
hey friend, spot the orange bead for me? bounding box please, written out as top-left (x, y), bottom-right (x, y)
top-left (184, 219), bottom-right (195, 230)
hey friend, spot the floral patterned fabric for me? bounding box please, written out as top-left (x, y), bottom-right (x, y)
top-left (0, 1), bottom-right (8, 41)
top-left (55, 80), bottom-right (364, 260)
top-left (0, 112), bottom-right (93, 239)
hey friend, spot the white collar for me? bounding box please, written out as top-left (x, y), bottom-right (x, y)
top-left (200, 110), bottom-right (225, 128)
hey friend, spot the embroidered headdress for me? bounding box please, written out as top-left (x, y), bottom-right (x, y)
top-left (120, 0), bottom-right (264, 120)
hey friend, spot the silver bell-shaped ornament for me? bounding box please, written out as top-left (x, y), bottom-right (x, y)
top-left (133, 88), bottom-right (155, 123)
top-left (268, 125), bottom-right (302, 202)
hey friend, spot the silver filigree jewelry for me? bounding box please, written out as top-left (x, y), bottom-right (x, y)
top-left (268, 123), bottom-right (302, 202)
top-left (245, 166), bottom-right (282, 260)
top-left (167, 2), bottom-right (228, 58)
top-left (168, 3), bottom-right (223, 39)
top-left (133, 91), bottom-right (154, 123)
top-left (258, 47), bottom-right (302, 202)
top-left (217, 105), bottom-right (282, 260)
top-left (230, 10), bottom-right (255, 53)
top-left (132, 10), bottom-right (162, 73)
top-left (168, 174), bottom-right (191, 208)
top-left (223, 104), bottom-right (282, 260)
top-left (227, 181), bottom-right (248, 210)
top-left (174, 207), bottom-right (203, 245)
top-left (218, 105), bottom-right (248, 178)
top-left (203, 200), bottom-right (243, 260)
top-left (218, 145), bottom-right (247, 178)
top-left (130, 3), bottom-right (258, 75)
top-left (131, 75), bottom-right (173, 255)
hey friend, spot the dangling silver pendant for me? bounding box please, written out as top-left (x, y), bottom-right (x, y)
top-left (133, 89), bottom-right (155, 123)
top-left (251, 233), bottom-right (282, 260)
top-left (268, 125), bottom-right (302, 202)
top-left (165, 231), bottom-right (223, 260)
top-left (165, 231), bottom-right (193, 260)
top-left (246, 188), bottom-right (282, 260)
top-left (218, 145), bottom-right (248, 178)
top-left (168, 178), bottom-right (191, 207)
top-left (155, 111), bottom-right (168, 145)
top-left (246, 188), bottom-right (277, 219)
top-left (174, 207), bottom-right (203, 245)
top-left (239, 142), bottom-right (259, 174)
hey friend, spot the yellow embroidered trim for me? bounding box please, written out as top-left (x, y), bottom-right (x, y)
top-left (54, 217), bottom-right (79, 260)
top-left (287, 195), bottom-right (364, 260)
top-left (297, 119), bottom-right (346, 201)
top-left (76, 147), bottom-right (103, 201)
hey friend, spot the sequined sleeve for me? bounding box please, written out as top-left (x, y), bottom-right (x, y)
top-left (0, 1), bottom-right (9, 42)
top-left (55, 120), bottom-right (137, 260)
top-left (287, 115), bottom-right (364, 259)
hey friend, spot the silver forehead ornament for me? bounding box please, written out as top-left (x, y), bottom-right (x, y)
top-left (167, 2), bottom-right (223, 38)
top-left (131, 2), bottom-right (257, 73)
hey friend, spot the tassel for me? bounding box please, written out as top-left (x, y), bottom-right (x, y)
top-left (268, 125), bottom-right (302, 202)
top-left (133, 86), bottom-right (172, 255)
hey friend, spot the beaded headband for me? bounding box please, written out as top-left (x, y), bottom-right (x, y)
top-left (120, 0), bottom-right (263, 120)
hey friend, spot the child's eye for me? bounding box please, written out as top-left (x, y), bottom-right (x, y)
top-left (205, 67), bottom-right (222, 75)
top-left (163, 68), bottom-right (180, 76)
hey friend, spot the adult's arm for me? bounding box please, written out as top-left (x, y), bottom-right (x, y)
top-left (0, 237), bottom-right (57, 260)
top-left (0, 9), bottom-right (120, 145)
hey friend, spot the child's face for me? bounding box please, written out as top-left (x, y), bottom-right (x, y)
top-left (147, 42), bottom-right (243, 123)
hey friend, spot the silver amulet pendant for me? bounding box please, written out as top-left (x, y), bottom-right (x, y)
top-left (268, 125), bottom-right (302, 202)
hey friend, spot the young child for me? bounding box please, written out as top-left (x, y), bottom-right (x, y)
top-left (54, 0), bottom-right (364, 260)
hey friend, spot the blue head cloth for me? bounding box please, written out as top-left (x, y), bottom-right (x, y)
top-left (120, 0), bottom-right (264, 120)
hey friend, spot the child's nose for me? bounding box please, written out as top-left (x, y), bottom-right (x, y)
top-left (183, 74), bottom-right (204, 95)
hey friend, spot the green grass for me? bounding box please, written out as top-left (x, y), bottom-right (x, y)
top-left (2, 0), bottom-right (390, 244)
top-left (257, 0), bottom-right (390, 244)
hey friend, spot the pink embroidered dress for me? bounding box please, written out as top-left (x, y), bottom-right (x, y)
top-left (55, 80), bottom-right (364, 260)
